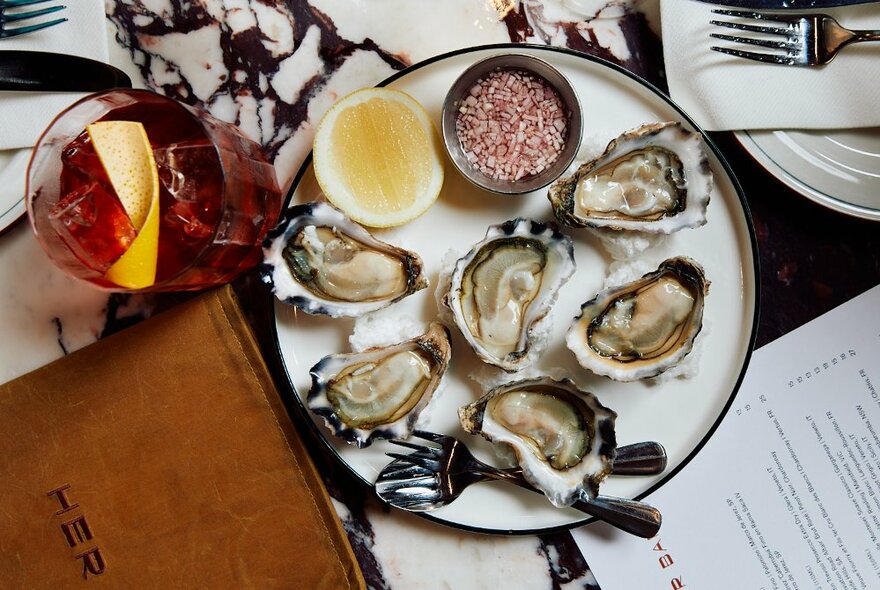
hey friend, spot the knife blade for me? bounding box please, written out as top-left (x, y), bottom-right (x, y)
top-left (694, 0), bottom-right (878, 7)
top-left (0, 51), bottom-right (132, 92)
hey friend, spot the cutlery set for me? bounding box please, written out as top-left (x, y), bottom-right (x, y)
top-left (377, 431), bottom-right (666, 538)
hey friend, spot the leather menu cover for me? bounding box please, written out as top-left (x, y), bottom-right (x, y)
top-left (0, 286), bottom-right (364, 589)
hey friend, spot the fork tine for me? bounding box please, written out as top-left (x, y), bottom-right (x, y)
top-left (3, 4), bottom-right (65, 22)
top-left (388, 440), bottom-right (443, 460)
top-left (0, 16), bottom-right (65, 37)
top-left (710, 32), bottom-right (799, 50)
top-left (385, 451), bottom-right (442, 471)
top-left (411, 429), bottom-right (445, 442)
top-left (387, 495), bottom-right (440, 510)
top-left (378, 486), bottom-right (437, 504)
top-left (0, 0), bottom-right (57, 6)
top-left (710, 8), bottom-right (794, 22)
top-left (710, 19), bottom-right (791, 37)
top-left (378, 461), bottom-right (433, 479)
top-left (377, 475), bottom-right (439, 493)
top-left (388, 438), bottom-right (433, 452)
top-left (710, 45), bottom-right (798, 65)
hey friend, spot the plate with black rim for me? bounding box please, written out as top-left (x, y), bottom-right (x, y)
top-left (268, 44), bottom-right (759, 534)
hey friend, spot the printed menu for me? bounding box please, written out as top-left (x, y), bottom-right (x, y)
top-left (573, 284), bottom-right (880, 590)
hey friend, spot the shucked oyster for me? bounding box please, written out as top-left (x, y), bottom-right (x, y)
top-left (308, 322), bottom-right (451, 447)
top-left (444, 218), bottom-right (575, 372)
top-left (548, 122), bottom-right (711, 234)
top-left (459, 377), bottom-right (617, 507)
top-left (567, 257), bottom-right (709, 381)
top-left (262, 201), bottom-right (427, 317)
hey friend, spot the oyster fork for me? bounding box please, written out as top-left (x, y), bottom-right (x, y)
top-left (709, 9), bottom-right (880, 66)
top-left (1, 0), bottom-right (66, 39)
top-left (376, 430), bottom-right (663, 538)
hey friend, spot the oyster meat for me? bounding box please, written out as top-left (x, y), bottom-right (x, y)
top-left (444, 218), bottom-right (576, 372)
top-left (308, 322), bottom-right (452, 447)
top-left (459, 377), bottom-right (617, 507)
top-left (567, 257), bottom-right (709, 381)
top-left (548, 122), bottom-right (711, 233)
top-left (262, 201), bottom-right (427, 317)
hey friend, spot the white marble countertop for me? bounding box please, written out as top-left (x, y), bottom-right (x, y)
top-left (0, 1), bottom-right (669, 587)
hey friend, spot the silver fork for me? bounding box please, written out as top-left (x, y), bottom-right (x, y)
top-left (375, 430), bottom-right (663, 538)
top-left (709, 8), bottom-right (880, 66)
top-left (1, 0), bottom-right (66, 39)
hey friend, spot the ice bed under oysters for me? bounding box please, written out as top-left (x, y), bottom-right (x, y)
top-left (266, 116), bottom-right (754, 531)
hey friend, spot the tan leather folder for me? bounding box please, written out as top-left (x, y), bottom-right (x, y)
top-left (0, 286), bottom-right (364, 589)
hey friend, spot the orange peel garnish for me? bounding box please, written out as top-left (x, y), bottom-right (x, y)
top-left (87, 121), bottom-right (160, 289)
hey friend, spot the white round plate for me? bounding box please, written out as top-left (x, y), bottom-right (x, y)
top-left (0, 149), bottom-right (30, 235)
top-left (735, 128), bottom-right (880, 221)
top-left (271, 45), bottom-right (759, 534)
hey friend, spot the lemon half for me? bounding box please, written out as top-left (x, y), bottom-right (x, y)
top-left (313, 88), bottom-right (444, 228)
top-left (87, 121), bottom-right (160, 289)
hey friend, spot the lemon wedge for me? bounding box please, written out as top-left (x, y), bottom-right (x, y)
top-left (313, 88), bottom-right (444, 228)
top-left (87, 121), bottom-right (160, 289)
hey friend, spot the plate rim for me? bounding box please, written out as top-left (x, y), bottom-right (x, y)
top-left (0, 148), bottom-right (32, 237)
top-left (265, 42), bottom-right (761, 535)
top-left (733, 129), bottom-right (880, 222)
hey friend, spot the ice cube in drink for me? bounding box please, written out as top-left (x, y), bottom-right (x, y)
top-left (27, 89), bottom-right (282, 291)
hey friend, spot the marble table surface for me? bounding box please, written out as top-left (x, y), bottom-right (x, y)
top-left (1, 1), bottom-right (879, 588)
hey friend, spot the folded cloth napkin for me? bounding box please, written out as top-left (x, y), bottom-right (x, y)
top-left (0, 0), bottom-right (108, 150)
top-left (661, 0), bottom-right (880, 131)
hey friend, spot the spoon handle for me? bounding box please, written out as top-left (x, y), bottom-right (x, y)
top-left (573, 494), bottom-right (662, 539)
top-left (484, 440), bottom-right (667, 480)
top-left (482, 464), bottom-right (662, 538)
top-left (611, 441), bottom-right (668, 476)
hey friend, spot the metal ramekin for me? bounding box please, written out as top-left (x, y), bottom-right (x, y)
top-left (441, 53), bottom-right (583, 196)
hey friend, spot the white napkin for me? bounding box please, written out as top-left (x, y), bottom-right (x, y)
top-left (661, 0), bottom-right (880, 131)
top-left (0, 0), bottom-right (108, 150)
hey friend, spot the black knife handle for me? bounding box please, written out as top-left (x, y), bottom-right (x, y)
top-left (0, 50), bottom-right (132, 92)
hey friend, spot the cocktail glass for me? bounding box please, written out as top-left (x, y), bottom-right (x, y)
top-left (27, 89), bottom-right (282, 291)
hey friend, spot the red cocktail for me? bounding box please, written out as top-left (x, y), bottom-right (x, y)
top-left (27, 89), bottom-right (282, 291)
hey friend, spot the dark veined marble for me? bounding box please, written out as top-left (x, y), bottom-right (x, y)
top-left (106, 0), bottom-right (664, 187)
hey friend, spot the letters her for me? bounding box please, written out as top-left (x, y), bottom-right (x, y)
top-left (47, 484), bottom-right (107, 579)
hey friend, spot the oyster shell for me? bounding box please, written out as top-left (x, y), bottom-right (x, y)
top-left (262, 201), bottom-right (427, 317)
top-left (308, 322), bottom-right (451, 448)
top-left (548, 122), bottom-right (711, 233)
top-left (567, 257), bottom-right (709, 381)
top-left (444, 218), bottom-right (576, 372)
top-left (459, 377), bottom-right (617, 507)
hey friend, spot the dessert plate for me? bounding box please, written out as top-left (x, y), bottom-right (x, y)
top-left (735, 128), bottom-right (880, 221)
top-left (270, 44), bottom-right (759, 534)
